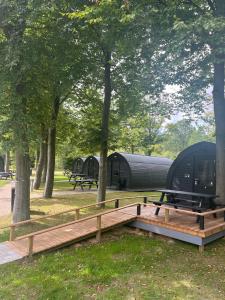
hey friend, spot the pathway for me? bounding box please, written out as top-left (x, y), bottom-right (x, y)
top-left (0, 182), bottom-right (13, 217)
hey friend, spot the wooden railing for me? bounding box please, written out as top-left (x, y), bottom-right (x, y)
top-left (144, 202), bottom-right (225, 230)
top-left (1, 195), bottom-right (157, 242)
top-left (15, 202), bottom-right (140, 258)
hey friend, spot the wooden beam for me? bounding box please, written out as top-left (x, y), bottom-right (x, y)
top-left (165, 209), bottom-right (169, 223)
top-left (28, 236), bottom-right (34, 258)
top-left (96, 215), bottom-right (101, 242)
top-left (9, 225), bottom-right (16, 241)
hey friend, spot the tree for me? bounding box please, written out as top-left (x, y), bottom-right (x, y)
top-left (68, 0), bottom-right (167, 204)
top-left (160, 0), bottom-right (225, 204)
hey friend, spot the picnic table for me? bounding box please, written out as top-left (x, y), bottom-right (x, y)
top-left (72, 178), bottom-right (98, 191)
top-left (69, 173), bottom-right (86, 182)
top-left (0, 172), bottom-right (13, 180)
top-left (151, 189), bottom-right (218, 230)
top-left (153, 189), bottom-right (217, 213)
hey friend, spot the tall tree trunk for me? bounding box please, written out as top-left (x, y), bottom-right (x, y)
top-left (34, 129), bottom-right (48, 190)
top-left (43, 97), bottom-right (60, 198)
top-left (41, 140), bottom-right (48, 184)
top-left (35, 147), bottom-right (40, 170)
top-left (13, 148), bottom-right (30, 223)
top-left (97, 51), bottom-right (112, 205)
top-left (4, 151), bottom-right (10, 172)
top-left (213, 0), bottom-right (225, 205)
top-left (213, 62), bottom-right (225, 205)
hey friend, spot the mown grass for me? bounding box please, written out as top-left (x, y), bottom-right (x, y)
top-left (0, 232), bottom-right (225, 300)
top-left (0, 180), bottom-right (10, 188)
top-left (1, 172), bottom-right (225, 299)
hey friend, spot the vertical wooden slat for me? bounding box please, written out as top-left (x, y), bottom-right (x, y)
top-left (10, 225), bottom-right (16, 241)
top-left (115, 199), bottom-right (119, 208)
top-left (137, 204), bottom-right (141, 215)
top-left (143, 196), bottom-right (147, 207)
top-left (75, 209), bottom-right (80, 220)
top-left (165, 209), bottom-right (169, 223)
top-left (96, 215), bottom-right (101, 242)
top-left (28, 236), bottom-right (34, 258)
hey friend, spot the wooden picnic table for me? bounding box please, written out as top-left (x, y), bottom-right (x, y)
top-left (69, 173), bottom-right (86, 182)
top-left (152, 189), bottom-right (218, 229)
top-left (0, 172), bottom-right (13, 180)
top-left (72, 178), bottom-right (98, 191)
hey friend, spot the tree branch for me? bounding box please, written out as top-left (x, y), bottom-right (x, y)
top-left (206, 0), bottom-right (215, 12)
top-left (183, 0), bottom-right (205, 15)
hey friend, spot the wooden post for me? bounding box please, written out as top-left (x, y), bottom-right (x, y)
top-left (28, 236), bottom-right (34, 258)
top-left (96, 215), bottom-right (101, 242)
top-left (199, 245), bottom-right (204, 253)
top-left (165, 209), bottom-right (169, 223)
top-left (143, 196), bottom-right (147, 207)
top-left (10, 225), bottom-right (16, 241)
top-left (137, 204), bottom-right (141, 216)
top-left (115, 199), bottom-right (119, 209)
top-left (199, 216), bottom-right (205, 230)
top-left (75, 209), bottom-right (80, 220)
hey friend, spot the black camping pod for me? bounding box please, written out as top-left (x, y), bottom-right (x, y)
top-left (82, 156), bottom-right (100, 179)
top-left (72, 157), bottom-right (85, 173)
top-left (0, 156), bottom-right (4, 171)
top-left (107, 152), bottom-right (173, 191)
top-left (167, 141), bottom-right (216, 194)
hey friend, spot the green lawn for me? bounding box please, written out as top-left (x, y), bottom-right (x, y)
top-left (0, 180), bottom-right (10, 188)
top-left (0, 232), bottom-right (225, 299)
top-left (1, 172), bottom-right (225, 299)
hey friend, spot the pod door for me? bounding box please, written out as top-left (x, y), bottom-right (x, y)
top-left (110, 158), bottom-right (120, 187)
top-left (193, 155), bottom-right (215, 194)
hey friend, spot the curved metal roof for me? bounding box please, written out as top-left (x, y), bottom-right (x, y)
top-left (110, 152), bottom-right (172, 166)
top-left (84, 156), bottom-right (100, 162)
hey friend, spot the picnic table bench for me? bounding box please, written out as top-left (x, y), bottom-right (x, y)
top-left (151, 189), bottom-right (218, 229)
top-left (71, 178), bottom-right (98, 191)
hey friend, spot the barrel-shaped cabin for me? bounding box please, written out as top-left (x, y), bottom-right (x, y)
top-left (167, 141), bottom-right (216, 194)
top-left (0, 156), bottom-right (4, 171)
top-left (72, 157), bottom-right (85, 173)
top-left (107, 152), bottom-right (173, 191)
top-left (82, 156), bottom-right (100, 179)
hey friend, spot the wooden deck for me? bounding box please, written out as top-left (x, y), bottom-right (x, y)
top-left (1, 199), bottom-right (225, 264)
top-left (1, 209), bottom-right (136, 260)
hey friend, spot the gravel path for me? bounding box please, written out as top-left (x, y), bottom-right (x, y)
top-left (0, 182), bottom-right (13, 217)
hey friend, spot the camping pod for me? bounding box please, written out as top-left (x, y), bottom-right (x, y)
top-left (107, 152), bottom-right (173, 191)
top-left (72, 157), bottom-right (85, 173)
top-left (167, 141), bottom-right (216, 194)
top-left (82, 156), bottom-right (100, 179)
top-left (0, 156), bottom-right (4, 172)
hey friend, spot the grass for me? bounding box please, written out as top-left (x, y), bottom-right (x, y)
top-left (1, 171), bottom-right (225, 299)
top-left (0, 180), bottom-right (10, 188)
top-left (0, 232), bottom-right (225, 299)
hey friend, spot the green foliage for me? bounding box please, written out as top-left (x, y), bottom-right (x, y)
top-left (157, 115), bottom-right (215, 159)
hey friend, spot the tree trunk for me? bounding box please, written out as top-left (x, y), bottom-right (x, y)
top-left (4, 151), bottom-right (10, 172)
top-left (41, 136), bottom-right (48, 184)
top-left (43, 97), bottom-right (60, 198)
top-left (13, 148), bottom-right (30, 223)
top-left (213, 62), bottom-right (225, 205)
top-left (35, 147), bottom-right (40, 170)
top-left (97, 51), bottom-right (112, 205)
top-left (34, 132), bottom-right (47, 190)
top-left (213, 0), bottom-right (225, 205)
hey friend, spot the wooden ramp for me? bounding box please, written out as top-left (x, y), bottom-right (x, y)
top-left (1, 197), bottom-right (225, 264)
top-left (0, 208), bottom-right (136, 263)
